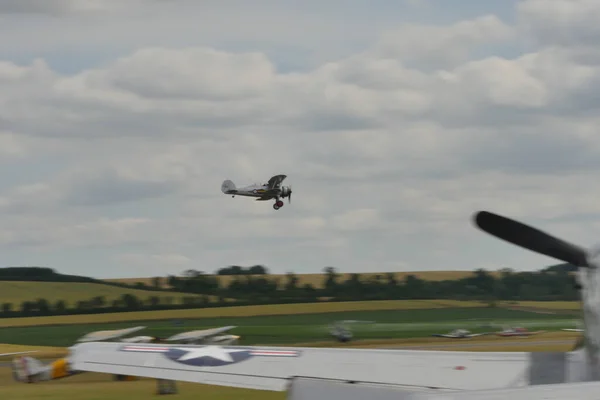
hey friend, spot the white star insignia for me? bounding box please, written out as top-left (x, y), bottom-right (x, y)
top-left (175, 346), bottom-right (247, 362)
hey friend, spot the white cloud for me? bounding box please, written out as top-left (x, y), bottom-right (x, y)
top-left (517, 0), bottom-right (600, 47)
top-left (0, 0), bottom-right (138, 15)
top-left (96, 47), bottom-right (277, 101)
top-left (374, 15), bottom-right (515, 69)
top-left (0, 2), bottom-right (599, 278)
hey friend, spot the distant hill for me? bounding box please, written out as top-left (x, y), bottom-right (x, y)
top-left (104, 270), bottom-right (503, 289)
top-left (0, 263), bottom-right (582, 319)
top-left (0, 267), bottom-right (213, 312)
top-left (0, 281), bottom-right (206, 307)
top-left (544, 263), bottom-right (577, 273)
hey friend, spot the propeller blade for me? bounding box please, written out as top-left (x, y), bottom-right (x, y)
top-left (473, 211), bottom-right (590, 267)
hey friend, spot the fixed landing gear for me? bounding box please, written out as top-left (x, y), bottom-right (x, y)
top-left (273, 200), bottom-right (284, 210)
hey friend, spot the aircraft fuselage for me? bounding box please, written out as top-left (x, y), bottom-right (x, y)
top-left (226, 184), bottom-right (276, 200)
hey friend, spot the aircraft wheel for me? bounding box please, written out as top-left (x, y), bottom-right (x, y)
top-left (276, 200), bottom-right (284, 207)
top-left (273, 204), bottom-right (279, 210)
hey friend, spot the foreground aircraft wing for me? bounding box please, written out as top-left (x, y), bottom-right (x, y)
top-left (165, 326), bottom-right (236, 342)
top-left (288, 377), bottom-right (600, 400)
top-left (267, 174), bottom-right (286, 189)
top-left (68, 342), bottom-right (584, 392)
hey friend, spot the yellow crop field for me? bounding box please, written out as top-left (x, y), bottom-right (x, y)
top-left (503, 301), bottom-right (581, 310)
top-left (104, 270), bottom-right (496, 289)
top-left (0, 299), bottom-right (484, 328)
top-left (0, 281), bottom-right (207, 307)
top-left (103, 277), bottom-right (171, 288)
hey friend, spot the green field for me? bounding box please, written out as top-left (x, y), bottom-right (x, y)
top-left (0, 306), bottom-right (579, 347)
top-left (0, 281), bottom-right (205, 306)
top-left (0, 299), bottom-right (487, 327)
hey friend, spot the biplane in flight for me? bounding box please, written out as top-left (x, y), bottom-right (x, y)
top-left (221, 174), bottom-right (292, 210)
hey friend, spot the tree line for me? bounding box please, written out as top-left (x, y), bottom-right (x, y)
top-left (0, 263), bottom-right (581, 318)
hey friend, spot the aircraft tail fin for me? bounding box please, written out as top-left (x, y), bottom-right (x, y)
top-left (221, 180), bottom-right (237, 194)
top-left (12, 356), bottom-right (47, 382)
top-left (12, 356), bottom-right (77, 383)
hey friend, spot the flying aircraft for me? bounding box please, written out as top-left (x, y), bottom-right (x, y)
top-left (221, 174), bottom-right (292, 210)
top-left (431, 329), bottom-right (488, 338)
top-left (495, 327), bottom-right (545, 337)
top-left (48, 210), bottom-right (600, 398)
top-left (11, 325), bottom-right (238, 384)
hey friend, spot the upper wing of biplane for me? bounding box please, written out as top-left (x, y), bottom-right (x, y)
top-left (165, 326), bottom-right (236, 342)
top-left (267, 174), bottom-right (286, 189)
top-left (76, 326), bottom-right (147, 343)
top-left (68, 342), bottom-right (567, 392)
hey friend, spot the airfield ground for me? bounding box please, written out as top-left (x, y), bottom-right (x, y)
top-left (0, 333), bottom-right (581, 400)
top-left (0, 305), bottom-right (581, 347)
top-left (0, 367), bottom-right (284, 400)
top-left (0, 301), bottom-right (585, 398)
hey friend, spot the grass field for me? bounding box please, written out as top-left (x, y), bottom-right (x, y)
top-left (0, 306), bottom-right (580, 347)
top-left (0, 299), bottom-right (488, 328)
top-left (0, 281), bottom-right (206, 307)
top-left (293, 331), bottom-right (581, 354)
top-left (104, 270), bottom-right (502, 289)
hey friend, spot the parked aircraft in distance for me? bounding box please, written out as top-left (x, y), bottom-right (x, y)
top-left (495, 327), bottom-right (545, 337)
top-left (431, 329), bottom-right (487, 338)
top-left (329, 320), bottom-right (375, 342)
top-left (221, 174), bottom-right (292, 210)
top-left (562, 322), bottom-right (583, 332)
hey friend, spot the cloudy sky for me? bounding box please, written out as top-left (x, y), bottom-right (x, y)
top-left (0, 0), bottom-right (598, 279)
